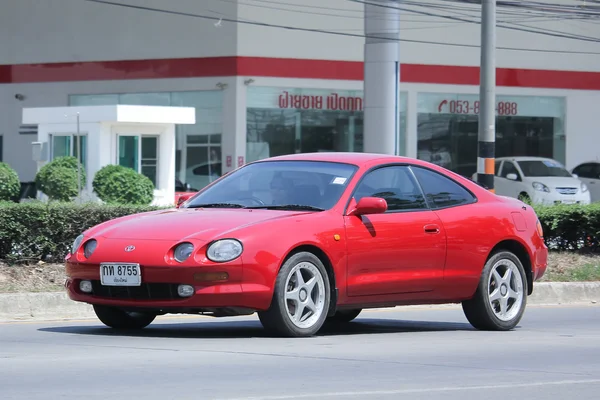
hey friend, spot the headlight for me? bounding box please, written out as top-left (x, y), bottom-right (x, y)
top-left (174, 242), bottom-right (194, 263)
top-left (532, 182), bottom-right (550, 193)
top-left (206, 239), bottom-right (243, 263)
top-left (582, 182), bottom-right (588, 193)
top-left (72, 234), bottom-right (84, 254)
top-left (84, 240), bottom-right (97, 258)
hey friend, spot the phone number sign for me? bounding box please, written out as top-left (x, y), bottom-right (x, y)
top-left (438, 99), bottom-right (518, 116)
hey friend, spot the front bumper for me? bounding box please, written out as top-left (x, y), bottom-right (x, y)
top-left (531, 190), bottom-right (591, 206)
top-left (64, 260), bottom-right (273, 313)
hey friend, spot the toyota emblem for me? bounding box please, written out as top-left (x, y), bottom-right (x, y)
top-left (124, 245), bottom-right (135, 252)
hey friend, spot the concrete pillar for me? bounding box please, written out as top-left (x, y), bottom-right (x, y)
top-left (221, 77), bottom-right (248, 174)
top-left (363, 0), bottom-right (401, 155)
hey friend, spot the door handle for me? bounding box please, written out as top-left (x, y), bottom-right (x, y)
top-left (424, 224), bottom-right (440, 234)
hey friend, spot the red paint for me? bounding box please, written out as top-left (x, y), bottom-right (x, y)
top-left (0, 56), bottom-right (599, 90)
top-left (440, 99), bottom-right (519, 115)
top-left (65, 152), bottom-right (548, 336)
top-left (278, 91), bottom-right (363, 111)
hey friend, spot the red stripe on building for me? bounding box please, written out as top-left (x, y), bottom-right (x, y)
top-left (1, 56), bottom-right (599, 90)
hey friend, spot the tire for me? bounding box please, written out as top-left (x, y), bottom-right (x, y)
top-left (93, 305), bottom-right (156, 330)
top-left (462, 250), bottom-right (528, 331)
top-left (258, 251), bottom-right (331, 337)
top-left (327, 309), bottom-right (362, 323)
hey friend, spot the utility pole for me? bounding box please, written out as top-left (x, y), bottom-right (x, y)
top-left (363, 0), bottom-right (401, 155)
top-left (76, 112), bottom-right (81, 201)
top-left (476, 0), bottom-right (497, 192)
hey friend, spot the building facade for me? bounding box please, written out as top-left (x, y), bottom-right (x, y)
top-left (1, 0), bottom-right (599, 191)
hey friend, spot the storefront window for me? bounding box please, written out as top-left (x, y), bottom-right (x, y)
top-left (69, 90), bottom-right (223, 190)
top-left (246, 87), bottom-right (407, 162)
top-left (416, 93), bottom-right (566, 178)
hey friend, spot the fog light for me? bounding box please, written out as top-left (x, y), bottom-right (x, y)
top-left (79, 280), bottom-right (92, 293)
top-left (177, 284), bottom-right (194, 297)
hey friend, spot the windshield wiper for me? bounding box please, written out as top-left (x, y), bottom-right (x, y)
top-left (185, 203), bottom-right (245, 209)
top-left (245, 204), bottom-right (325, 211)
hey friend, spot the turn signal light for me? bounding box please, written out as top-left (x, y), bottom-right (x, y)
top-left (536, 220), bottom-right (544, 238)
top-left (194, 272), bottom-right (229, 282)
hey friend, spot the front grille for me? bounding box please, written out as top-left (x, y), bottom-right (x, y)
top-left (556, 187), bottom-right (578, 195)
top-left (90, 280), bottom-right (180, 300)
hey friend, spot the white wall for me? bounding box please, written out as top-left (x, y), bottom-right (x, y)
top-left (237, 0), bottom-right (600, 72)
top-left (0, 0), bottom-right (237, 64)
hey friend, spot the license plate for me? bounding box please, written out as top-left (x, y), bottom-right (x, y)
top-left (100, 263), bottom-right (141, 286)
top-left (562, 200), bottom-right (576, 204)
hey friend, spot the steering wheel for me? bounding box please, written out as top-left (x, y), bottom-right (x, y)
top-left (236, 196), bottom-right (265, 206)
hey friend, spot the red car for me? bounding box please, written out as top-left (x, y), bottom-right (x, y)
top-left (65, 152), bottom-right (548, 337)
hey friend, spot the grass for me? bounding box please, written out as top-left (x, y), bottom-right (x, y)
top-left (0, 251), bottom-right (599, 294)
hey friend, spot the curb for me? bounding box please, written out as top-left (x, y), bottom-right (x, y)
top-left (0, 282), bottom-right (598, 323)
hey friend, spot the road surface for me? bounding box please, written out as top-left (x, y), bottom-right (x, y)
top-left (1, 304), bottom-right (599, 400)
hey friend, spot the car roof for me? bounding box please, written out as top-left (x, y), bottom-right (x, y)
top-left (255, 152), bottom-right (423, 166)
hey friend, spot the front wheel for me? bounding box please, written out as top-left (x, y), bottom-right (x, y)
top-left (93, 305), bottom-right (156, 330)
top-left (462, 250), bottom-right (527, 331)
top-left (258, 251), bottom-right (331, 337)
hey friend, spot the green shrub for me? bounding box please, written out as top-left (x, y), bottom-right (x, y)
top-left (0, 162), bottom-right (20, 202)
top-left (533, 203), bottom-right (600, 253)
top-left (92, 164), bottom-right (154, 205)
top-left (35, 156), bottom-right (86, 202)
top-left (0, 201), bottom-right (166, 264)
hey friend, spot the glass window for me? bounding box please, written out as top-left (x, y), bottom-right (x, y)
top-left (141, 136), bottom-right (158, 187)
top-left (500, 161), bottom-right (520, 180)
top-left (51, 135), bottom-right (87, 168)
top-left (354, 166), bottom-right (427, 211)
top-left (246, 87), bottom-right (408, 162)
top-left (411, 166), bottom-right (476, 209)
top-left (118, 136), bottom-right (139, 171)
top-left (416, 93), bottom-right (566, 179)
top-left (516, 159), bottom-right (572, 177)
top-left (184, 160), bottom-right (358, 210)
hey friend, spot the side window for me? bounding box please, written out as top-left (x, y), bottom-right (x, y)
top-left (500, 161), bottom-right (520, 180)
top-left (573, 164), bottom-right (593, 179)
top-left (411, 167), bottom-right (476, 209)
top-left (354, 166), bottom-right (427, 211)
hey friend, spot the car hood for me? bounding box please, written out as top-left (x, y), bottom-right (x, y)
top-left (524, 176), bottom-right (582, 189)
top-left (92, 208), bottom-right (308, 241)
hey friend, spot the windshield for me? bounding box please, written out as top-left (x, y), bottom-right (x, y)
top-left (183, 160), bottom-right (359, 211)
top-left (517, 160), bottom-right (572, 178)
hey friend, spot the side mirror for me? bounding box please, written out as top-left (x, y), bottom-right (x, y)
top-left (185, 183), bottom-right (192, 191)
top-left (506, 173), bottom-right (518, 181)
top-left (348, 196), bottom-right (387, 216)
top-left (572, 173), bottom-right (578, 178)
top-left (175, 192), bottom-right (195, 208)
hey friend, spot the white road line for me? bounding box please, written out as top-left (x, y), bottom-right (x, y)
top-left (215, 379), bottom-right (600, 400)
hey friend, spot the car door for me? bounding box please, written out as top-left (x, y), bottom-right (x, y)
top-left (344, 165), bottom-right (447, 297)
top-left (496, 161), bottom-right (525, 199)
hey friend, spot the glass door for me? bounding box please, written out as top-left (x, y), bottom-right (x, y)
top-left (118, 135), bottom-right (139, 170)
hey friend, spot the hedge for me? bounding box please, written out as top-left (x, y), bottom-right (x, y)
top-left (35, 156), bottom-right (86, 202)
top-left (92, 164), bottom-right (154, 205)
top-left (0, 201), bottom-right (165, 264)
top-left (0, 162), bottom-right (21, 202)
top-left (0, 201), bottom-right (599, 265)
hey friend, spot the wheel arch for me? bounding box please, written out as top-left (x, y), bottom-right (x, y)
top-left (486, 239), bottom-right (533, 295)
top-left (280, 244), bottom-right (338, 317)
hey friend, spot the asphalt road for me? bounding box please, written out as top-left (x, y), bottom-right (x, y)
top-left (1, 304), bottom-right (599, 400)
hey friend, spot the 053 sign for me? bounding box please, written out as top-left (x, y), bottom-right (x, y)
top-left (438, 99), bottom-right (518, 116)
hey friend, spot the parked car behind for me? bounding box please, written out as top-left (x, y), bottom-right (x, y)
top-left (571, 161), bottom-right (600, 203)
top-left (479, 156), bottom-right (590, 205)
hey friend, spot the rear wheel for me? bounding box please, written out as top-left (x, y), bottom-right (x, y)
top-left (462, 250), bottom-right (527, 331)
top-left (258, 251), bottom-right (330, 337)
top-left (93, 305), bottom-right (156, 330)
